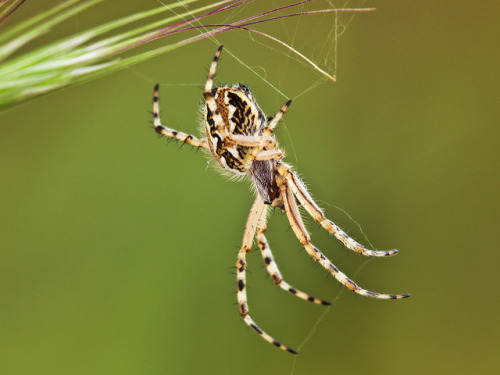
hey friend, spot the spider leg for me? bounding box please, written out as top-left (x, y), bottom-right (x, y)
top-left (254, 149), bottom-right (283, 161)
top-left (237, 197), bottom-right (298, 354)
top-left (203, 45), bottom-right (228, 139)
top-left (152, 84), bottom-right (208, 148)
top-left (251, 99), bottom-right (292, 159)
top-left (225, 134), bottom-right (262, 146)
top-left (279, 179), bottom-right (410, 300)
top-left (255, 203), bottom-right (330, 306)
top-left (277, 162), bottom-right (398, 257)
top-left (224, 135), bottom-right (278, 155)
top-left (203, 45), bottom-right (223, 107)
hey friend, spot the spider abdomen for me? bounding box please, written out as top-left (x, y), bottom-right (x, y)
top-left (204, 84), bottom-right (267, 174)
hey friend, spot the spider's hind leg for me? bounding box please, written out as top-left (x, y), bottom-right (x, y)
top-left (255, 205), bottom-right (330, 306)
top-left (152, 84), bottom-right (208, 148)
top-left (277, 162), bottom-right (397, 257)
top-left (279, 178), bottom-right (410, 300)
top-left (237, 197), bottom-right (298, 354)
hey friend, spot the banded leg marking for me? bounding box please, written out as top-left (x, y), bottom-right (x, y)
top-left (203, 45), bottom-right (224, 103)
top-left (280, 182), bottom-right (410, 300)
top-left (251, 99), bottom-right (292, 159)
top-left (152, 84), bottom-right (208, 148)
top-left (277, 163), bottom-right (397, 257)
top-left (203, 45), bottom-right (226, 138)
top-left (255, 206), bottom-right (330, 306)
top-left (237, 197), bottom-right (298, 354)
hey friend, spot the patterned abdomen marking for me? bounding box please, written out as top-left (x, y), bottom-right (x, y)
top-left (204, 85), bottom-right (266, 174)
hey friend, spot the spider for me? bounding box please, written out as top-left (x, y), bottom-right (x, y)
top-left (151, 45), bottom-right (410, 354)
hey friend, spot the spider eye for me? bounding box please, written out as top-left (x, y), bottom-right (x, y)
top-left (238, 83), bottom-right (250, 94)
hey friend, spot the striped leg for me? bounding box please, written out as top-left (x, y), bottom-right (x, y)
top-left (279, 181), bottom-right (410, 300)
top-left (255, 203), bottom-right (330, 306)
top-left (237, 197), bottom-right (298, 354)
top-left (203, 45), bottom-right (227, 138)
top-left (277, 162), bottom-right (397, 257)
top-left (201, 45), bottom-right (280, 152)
top-left (250, 99), bottom-right (292, 159)
top-left (152, 84), bottom-right (208, 148)
top-left (201, 45), bottom-right (272, 150)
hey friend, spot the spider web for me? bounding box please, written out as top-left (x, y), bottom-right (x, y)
top-left (150, 0), bottom-right (367, 98)
top-left (289, 205), bottom-right (376, 373)
top-left (147, 0), bottom-right (369, 167)
top-left (149, 0), bottom-right (376, 361)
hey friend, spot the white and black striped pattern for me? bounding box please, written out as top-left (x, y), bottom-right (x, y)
top-left (152, 84), bottom-right (208, 148)
top-left (277, 162), bottom-right (398, 257)
top-left (255, 205), bottom-right (330, 306)
top-left (249, 99), bottom-right (292, 161)
top-left (278, 174), bottom-right (410, 300)
top-left (235, 198), bottom-right (298, 354)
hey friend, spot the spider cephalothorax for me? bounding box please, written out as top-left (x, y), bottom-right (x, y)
top-left (151, 45), bottom-right (410, 354)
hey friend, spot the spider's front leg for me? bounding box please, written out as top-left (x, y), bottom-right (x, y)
top-left (152, 84), bottom-right (208, 148)
top-left (202, 45), bottom-right (229, 140)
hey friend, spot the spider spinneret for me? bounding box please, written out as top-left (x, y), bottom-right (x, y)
top-left (151, 45), bottom-right (410, 354)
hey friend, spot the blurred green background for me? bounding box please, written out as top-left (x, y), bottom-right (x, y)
top-left (1, 1), bottom-right (499, 374)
